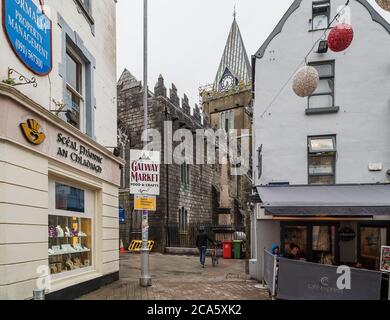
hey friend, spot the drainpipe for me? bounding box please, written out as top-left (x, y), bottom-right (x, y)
top-left (165, 106), bottom-right (170, 247)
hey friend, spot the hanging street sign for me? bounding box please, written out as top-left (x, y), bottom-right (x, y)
top-left (3, 0), bottom-right (53, 75)
top-left (134, 195), bottom-right (157, 211)
top-left (130, 150), bottom-right (160, 196)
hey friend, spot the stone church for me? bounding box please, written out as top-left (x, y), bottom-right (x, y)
top-left (116, 15), bottom-right (252, 253)
top-left (116, 70), bottom-right (216, 252)
top-left (200, 14), bottom-right (253, 251)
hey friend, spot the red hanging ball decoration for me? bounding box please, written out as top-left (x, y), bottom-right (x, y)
top-left (327, 23), bottom-right (354, 52)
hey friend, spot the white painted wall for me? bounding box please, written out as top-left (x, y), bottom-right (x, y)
top-left (254, 0), bottom-right (390, 186)
top-left (0, 0), bottom-right (117, 147)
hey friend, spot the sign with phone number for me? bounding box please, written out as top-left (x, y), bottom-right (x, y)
top-left (3, 0), bottom-right (52, 75)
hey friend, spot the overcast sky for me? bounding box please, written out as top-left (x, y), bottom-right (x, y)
top-left (117, 0), bottom-right (390, 106)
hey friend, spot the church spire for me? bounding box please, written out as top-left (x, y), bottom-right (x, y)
top-left (214, 15), bottom-right (251, 91)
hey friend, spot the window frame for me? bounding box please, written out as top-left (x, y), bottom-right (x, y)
top-left (74, 0), bottom-right (95, 26)
top-left (58, 15), bottom-right (96, 139)
top-left (307, 61), bottom-right (335, 110)
top-left (307, 135), bottom-right (337, 185)
top-left (65, 47), bottom-right (85, 130)
top-left (66, 49), bottom-right (83, 95)
top-left (311, 0), bottom-right (331, 31)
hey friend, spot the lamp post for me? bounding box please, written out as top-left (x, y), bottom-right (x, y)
top-left (139, 0), bottom-right (152, 288)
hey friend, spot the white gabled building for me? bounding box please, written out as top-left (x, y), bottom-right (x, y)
top-left (0, 0), bottom-right (122, 299)
top-left (250, 0), bottom-right (390, 289)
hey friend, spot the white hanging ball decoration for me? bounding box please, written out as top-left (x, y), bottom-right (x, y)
top-left (292, 66), bottom-right (320, 97)
top-left (376, 0), bottom-right (390, 12)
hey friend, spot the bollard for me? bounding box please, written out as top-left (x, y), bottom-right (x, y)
top-left (33, 289), bottom-right (45, 300)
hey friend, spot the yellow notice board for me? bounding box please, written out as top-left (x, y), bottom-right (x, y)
top-left (134, 195), bottom-right (157, 211)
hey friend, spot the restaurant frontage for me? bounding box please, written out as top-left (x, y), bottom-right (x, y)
top-left (251, 184), bottom-right (390, 300)
top-left (0, 84), bottom-right (123, 300)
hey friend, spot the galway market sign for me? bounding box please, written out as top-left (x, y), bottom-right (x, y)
top-left (130, 150), bottom-right (160, 196)
top-left (3, 0), bottom-right (52, 75)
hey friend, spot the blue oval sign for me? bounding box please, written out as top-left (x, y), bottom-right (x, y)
top-left (3, 0), bottom-right (52, 75)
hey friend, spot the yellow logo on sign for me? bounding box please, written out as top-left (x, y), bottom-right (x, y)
top-left (20, 119), bottom-right (46, 145)
top-left (134, 196), bottom-right (157, 211)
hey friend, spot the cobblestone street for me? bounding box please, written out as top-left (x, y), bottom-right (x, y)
top-left (80, 254), bottom-right (269, 300)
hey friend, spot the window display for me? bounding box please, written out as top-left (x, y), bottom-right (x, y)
top-left (48, 215), bottom-right (92, 275)
top-left (48, 180), bottom-right (94, 276)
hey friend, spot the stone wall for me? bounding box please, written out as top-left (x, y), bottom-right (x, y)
top-left (117, 70), bottom-right (214, 252)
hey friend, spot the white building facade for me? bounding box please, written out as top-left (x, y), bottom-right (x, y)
top-left (0, 0), bottom-right (122, 299)
top-left (251, 0), bottom-right (390, 285)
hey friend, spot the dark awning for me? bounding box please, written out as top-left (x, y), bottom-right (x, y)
top-left (256, 184), bottom-right (390, 216)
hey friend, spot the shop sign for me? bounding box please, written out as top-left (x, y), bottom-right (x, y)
top-left (134, 195), bottom-right (157, 212)
top-left (20, 119), bottom-right (46, 145)
top-left (338, 227), bottom-right (356, 242)
top-left (130, 150), bottom-right (160, 196)
top-left (119, 207), bottom-right (126, 224)
top-left (56, 133), bottom-right (103, 174)
top-left (380, 246), bottom-right (390, 273)
top-left (3, 0), bottom-right (52, 75)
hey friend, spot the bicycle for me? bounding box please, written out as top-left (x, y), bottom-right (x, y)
top-left (212, 241), bottom-right (222, 267)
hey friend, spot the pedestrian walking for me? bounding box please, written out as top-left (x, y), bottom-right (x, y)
top-left (196, 226), bottom-right (214, 268)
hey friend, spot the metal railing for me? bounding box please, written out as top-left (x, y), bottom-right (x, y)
top-left (166, 224), bottom-right (245, 249)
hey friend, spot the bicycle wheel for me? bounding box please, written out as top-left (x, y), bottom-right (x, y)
top-left (212, 255), bottom-right (217, 267)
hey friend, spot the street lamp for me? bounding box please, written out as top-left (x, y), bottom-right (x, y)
top-left (139, 0), bottom-right (152, 288)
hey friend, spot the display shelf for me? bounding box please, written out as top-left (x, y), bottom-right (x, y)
top-left (49, 235), bottom-right (88, 239)
top-left (49, 249), bottom-right (91, 257)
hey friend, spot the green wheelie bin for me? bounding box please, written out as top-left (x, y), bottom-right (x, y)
top-left (233, 240), bottom-right (243, 259)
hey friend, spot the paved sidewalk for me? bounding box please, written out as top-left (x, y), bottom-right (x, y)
top-left (80, 253), bottom-right (269, 300)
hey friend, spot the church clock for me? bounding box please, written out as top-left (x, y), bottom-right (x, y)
top-left (220, 74), bottom-right (235, 90)
top-left (219, 68), bottom-right (237, 91)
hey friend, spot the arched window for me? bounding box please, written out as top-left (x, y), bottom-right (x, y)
top-left (179, 207), bottom-right (188, 232)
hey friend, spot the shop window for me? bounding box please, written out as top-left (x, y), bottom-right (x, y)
top-left (312, 225), bottom-right (337, 264)
top-left (282, 223), bottom-right (340, 264)
top-left (308, 136), bottom-right (336, 185)
top-left (308, 61), bottom-right (335, 110)
top-left (179, 207), bottom-right (188, 233)
top-left (312, 1), bottom-right (330, 31)
top-left (55, 183), bottom-right (85, 213)
top-left (49, 180), bottom-right (93, 277)
top-left (283, 226), bottom-right (308, 260)
top-left (65, 48), bottom-right (84, 130)
top-left (359, 226), bottom-right (388, 270)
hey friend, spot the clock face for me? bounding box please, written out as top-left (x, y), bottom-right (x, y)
top-left (220, 74), bottom-right (235, 90)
